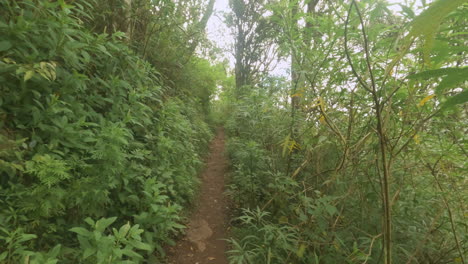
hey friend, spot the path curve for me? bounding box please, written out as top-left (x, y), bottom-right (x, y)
top-left (167, 128), bottom-right (229, 264)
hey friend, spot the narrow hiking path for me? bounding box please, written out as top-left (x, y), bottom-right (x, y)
top-left (167, 129), bottom-right (230, 264)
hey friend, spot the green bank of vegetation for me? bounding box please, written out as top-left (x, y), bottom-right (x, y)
top-left (0, 0), bottom-right (466, 264)
top-left (0, 0), bottom-right (226, 263)
top-left (217, 0), bottom-right (467, 263)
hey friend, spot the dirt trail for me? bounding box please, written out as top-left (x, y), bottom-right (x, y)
top-left (167, 128), bottom-right (229, 264)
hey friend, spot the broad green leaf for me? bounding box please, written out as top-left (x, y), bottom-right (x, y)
top-left (84, 217), bottom-right (95, 226)
top-left (83, 247), bottom-right (96, 259)
top-left (70, 227), bottom-right (90, 236)
top-left (129, 240), bottom-right (152, 251)
top-left (119, 222), bottom-right (131, 238)
top-left (95, 217), bottom-right (117, 232)
top-left (18, 234), bottom-right (37, 243)
top-left (0, 41), bottom-right (12, 51)
top-left (441, 89), bottom-right (468, 111)
top-left (407, 0), bottom-right (467, 62)
top-left (49, 244), bottom-right (61, 258)
top-left (121, 248), bottom-right (142, 258)
top-left (408, 67), bottom-right (468, 96)
top-left (93, 230), bottom-right (101, 241)
top-left (0, 251), bottom-right (8, 260)
top-left (387, 0), bottom-right (467, 72)
top-left (325, 204), bottom-right (338, 216)
top-left (407, 67), bottom-right (467, 80)
top-left (3, 57), bottom-right (16, 64)
top-left (436, 72), bottom-right (468, 95)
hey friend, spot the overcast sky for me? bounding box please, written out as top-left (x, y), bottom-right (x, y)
top-left (206, 0), bottom-right (427, 77)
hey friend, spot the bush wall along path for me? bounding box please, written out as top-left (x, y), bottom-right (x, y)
top-left (0, 1), bottom-right (213, 263)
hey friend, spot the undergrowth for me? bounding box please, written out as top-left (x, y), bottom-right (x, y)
top-left (0, 1), bottom-right (214, 263)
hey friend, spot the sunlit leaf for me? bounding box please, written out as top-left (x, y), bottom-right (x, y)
top-left (296, 244), bottom-right (307, 258)
top-left (418, 94), bottom-right (435, 107)
top-left (24, 70), bottom-right (34, 81)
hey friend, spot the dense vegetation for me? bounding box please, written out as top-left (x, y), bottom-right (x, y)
top-left (0, 0), bottom-right (466, 264)
top-left (219, 0), bottom-right (467, 263)
top-left (0, 0), bottom-right (223, 263)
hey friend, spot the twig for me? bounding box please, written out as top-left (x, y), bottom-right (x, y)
top-left (363, 233), bottom-right (383, 264)
top-left (344, 2), bottom-right (372, 93)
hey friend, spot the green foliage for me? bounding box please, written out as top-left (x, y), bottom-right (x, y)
top-left (0, 0), bottom-right (218, 263)
top-left (0, 228), bottom-right (37, 263)
top-left (407, 67), bottom-right (468, 109)
top-left (25, 154), bottom-right (71, 188)
top-left (70, 217), bottom-right (151, 263)
top-left (405, 0), bottom-right (467, 62)
top-left (227, 207), bottom-right (299, 264)
top-left (222, 0), bottom-right (467, 263)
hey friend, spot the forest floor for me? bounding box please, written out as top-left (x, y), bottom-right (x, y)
top-left (167, 128), bottom-right (230, 264)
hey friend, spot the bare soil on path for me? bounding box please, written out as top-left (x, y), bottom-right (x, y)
top-left (167, 128), bottom-right (229, 264)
